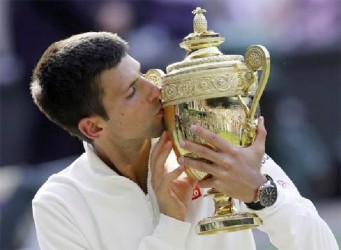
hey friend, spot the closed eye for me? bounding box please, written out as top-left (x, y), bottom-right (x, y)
top-left (126, 71), bottom-right (142, 99)
top-left (127, 86), bottom-right (136, 99)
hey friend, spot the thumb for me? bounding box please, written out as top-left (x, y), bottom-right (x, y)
top-left (253, 116), bottom-right (267, 148)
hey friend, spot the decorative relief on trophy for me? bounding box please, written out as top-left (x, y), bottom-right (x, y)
top-left (146, 7), bottom-right (270, 234)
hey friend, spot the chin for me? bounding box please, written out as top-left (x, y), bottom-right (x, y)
top-left (151, 123), bottom-right (165, 138)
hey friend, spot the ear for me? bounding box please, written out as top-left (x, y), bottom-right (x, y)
top-left (78, 117), bottom-right (103, 141)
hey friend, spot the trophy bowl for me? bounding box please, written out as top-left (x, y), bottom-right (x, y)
top-left (146, 7), bottom-right (270, 235)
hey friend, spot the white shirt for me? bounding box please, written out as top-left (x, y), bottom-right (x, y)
top-left (32, 142), bottom-right (338, 250)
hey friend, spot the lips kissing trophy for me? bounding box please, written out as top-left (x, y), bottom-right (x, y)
top-left (146, 7), bottom-right (270, 235)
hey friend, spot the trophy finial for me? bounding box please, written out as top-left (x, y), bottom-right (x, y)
top-left (192, 7), bottom-right (207, 33)
top-left (180, 7), bottom-right (224, 54)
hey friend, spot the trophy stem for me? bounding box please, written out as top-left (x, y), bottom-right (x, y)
top-left (196, 188), bottom-right (262, 235)
top-left (208, 188), bottom-right (235, 216)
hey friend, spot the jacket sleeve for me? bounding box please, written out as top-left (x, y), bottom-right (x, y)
top-left (241, 154), bottom-right (338, 250)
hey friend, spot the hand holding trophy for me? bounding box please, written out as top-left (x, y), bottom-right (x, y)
top-left (146, 7), bottom-right (270, 235)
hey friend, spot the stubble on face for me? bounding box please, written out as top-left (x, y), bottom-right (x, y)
top-left (100, 55), bottom-right (167, 141)
top-left (152, 116), bottom-right (166, 138)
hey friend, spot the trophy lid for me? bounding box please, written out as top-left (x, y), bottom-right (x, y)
top-left (166, 7), bottom-right (244, 75)
top-left (147, 7), bottom-right (270, 108)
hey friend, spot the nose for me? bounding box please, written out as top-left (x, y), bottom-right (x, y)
top-left (143, 77), bottom-right (161, 102)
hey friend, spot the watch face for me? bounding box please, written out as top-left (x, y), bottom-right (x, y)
top-left (259, 186), bottom-right (278, 207)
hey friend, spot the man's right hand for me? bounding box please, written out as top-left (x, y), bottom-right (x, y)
top-left (150, 132), bottom-right (196, 221)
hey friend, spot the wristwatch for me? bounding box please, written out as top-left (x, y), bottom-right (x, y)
top-left (245, 174), bottom-right (278, 210)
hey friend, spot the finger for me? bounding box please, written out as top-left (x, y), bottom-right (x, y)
top-left (178, 156), bottom-right (221, 177)
top-left (180, 139), bottom-right (224, 166)
top-left (252, 116), bottom-right (267, 151)
top-left (189, 125), bottom-right (234, 153)
top-left (150, 131), bottom-right (168, 171)
top-left (183, 176), bottom-right (198, 188)
top-left (152, 140), bottom-right (172, 186)
top-left (198, 176), bottom-right (219, 189)
top-left (159, 165), bottom-right (185, 191)
top-left (173, 176), bottom-right (199, 201)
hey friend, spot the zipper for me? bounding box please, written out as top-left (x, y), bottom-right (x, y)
top-left (146, 148), bottom-right (160, 227)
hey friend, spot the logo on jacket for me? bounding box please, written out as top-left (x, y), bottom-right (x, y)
top-left (192, 186), bottom-right (202, 200)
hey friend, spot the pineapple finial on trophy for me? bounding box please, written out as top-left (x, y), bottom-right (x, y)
top-left (180, 7), bottom-right (224, 55)
top-left (192, 7), bottom-right (207, 33)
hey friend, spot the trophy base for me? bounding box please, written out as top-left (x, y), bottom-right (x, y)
top-left (196, 212), bottom-right (262, 235)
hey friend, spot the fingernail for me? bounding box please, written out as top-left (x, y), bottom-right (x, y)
top-left (178, 156), bottom-right (184, 165)
top-left (180, 141), bottom-right (186, 148)
top-left (164, 141), bottom-right (171, 150)
top-left (190, 125), bottom-right (197, 132)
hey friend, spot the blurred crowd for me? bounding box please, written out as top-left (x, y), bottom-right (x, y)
top-left (0, 0), bottom-right (340, 249)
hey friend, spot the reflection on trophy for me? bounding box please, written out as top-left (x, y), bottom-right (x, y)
top-left (146, 7), bottom-right (270, 235)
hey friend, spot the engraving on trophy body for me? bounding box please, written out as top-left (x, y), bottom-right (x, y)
top-left (162, 66), bottom-right (258, 106)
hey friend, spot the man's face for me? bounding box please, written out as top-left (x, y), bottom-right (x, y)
top-left (99, 54), bottom-right (164, 142)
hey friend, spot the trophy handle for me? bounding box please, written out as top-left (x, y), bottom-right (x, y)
top-left (238, 45), bottom-right (270, 142)
top-left (244, 45), bottom-right (270, 121)
top-left (145, 69), bottom-right (165, 89)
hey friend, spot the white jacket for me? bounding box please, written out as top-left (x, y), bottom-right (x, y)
top-left (32, 142), bottom-right (338, 250)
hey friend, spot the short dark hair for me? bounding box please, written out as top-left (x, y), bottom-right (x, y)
top-left (30, 32), bottom-right (128, 142)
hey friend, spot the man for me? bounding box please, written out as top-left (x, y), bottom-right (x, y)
top-left (31, 32), bottom-right (338, 249)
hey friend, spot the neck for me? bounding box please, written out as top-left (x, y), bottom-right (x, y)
top-left (94, 139), bottom-right (151, 193)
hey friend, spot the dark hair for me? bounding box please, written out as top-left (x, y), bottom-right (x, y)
top-left (30, 32), bottom-right (128, 142)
